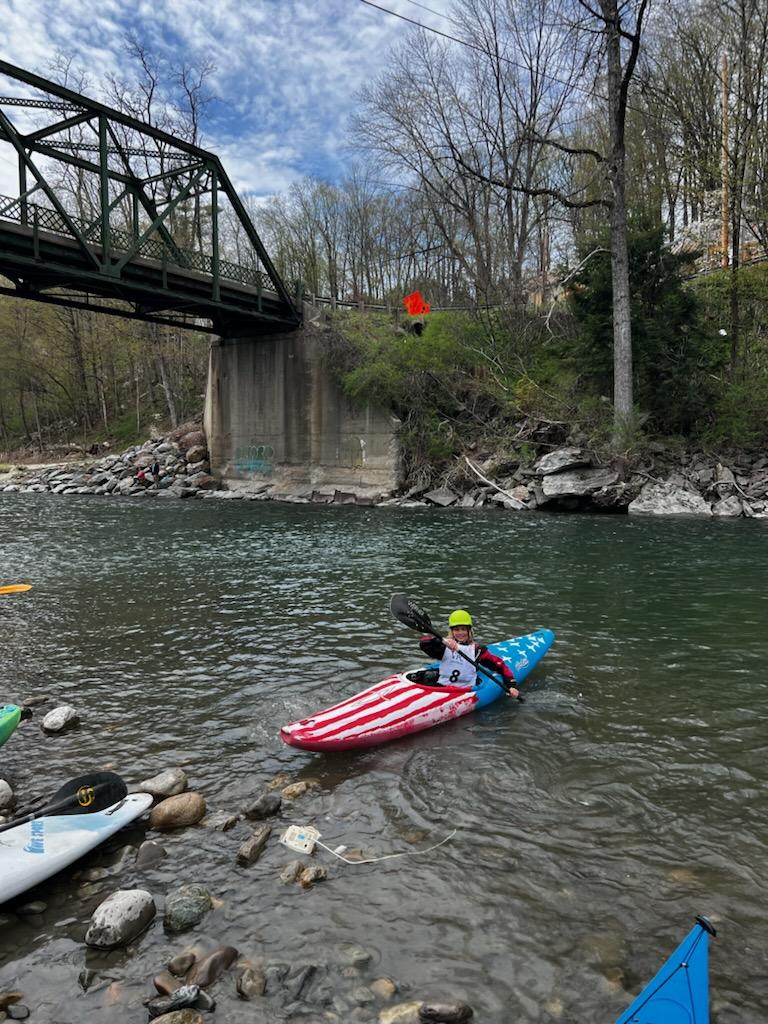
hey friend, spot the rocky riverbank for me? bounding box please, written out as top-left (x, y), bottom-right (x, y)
top-left (0, 700), bottom-right (475, 1024)
top-left (2, 421), bottom-right (767, 517)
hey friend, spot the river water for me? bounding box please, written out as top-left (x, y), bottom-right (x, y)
top-left (1, 494), bottom-right (767, 1023)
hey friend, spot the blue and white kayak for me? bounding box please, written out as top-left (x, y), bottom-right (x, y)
top-left (616, 916), bottom-right (716, 1023)
top-left (281, 628), bottom-right (555, 751)
top-left (0, 793), bottom-right (153, 904)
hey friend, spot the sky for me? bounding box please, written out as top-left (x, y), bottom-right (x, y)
top-left (0, 0), bottom-right (455, 202)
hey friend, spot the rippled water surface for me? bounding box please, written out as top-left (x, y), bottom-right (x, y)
top-left (1, 494), bottom-right (767, 1022)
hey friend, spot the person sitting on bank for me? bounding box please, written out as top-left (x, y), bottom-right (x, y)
top-left (419, 609), bottom-right (520, 696)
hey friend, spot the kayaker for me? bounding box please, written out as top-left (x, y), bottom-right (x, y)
top-left (419, 609), bottom-right (520, 696)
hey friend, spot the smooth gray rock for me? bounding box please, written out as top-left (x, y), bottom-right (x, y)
top-left (540, 466), bottom-right (619, 499)
top-left (139, 767), bottom-right (188, 799)
top-left (85, 889), bottom-right (156, 948)
top-left (712, 495), bottom-right (743, 517)
top-left (628, 483), bottom-right (713, 517)
top-left (423, 486), bottom-right (458, 507)
top-left (41, 705), bottom-right (79, 733)
top-left (535, 447), bottom-right (590, 475)
top-left (244, 791), bottom-right (281, 820)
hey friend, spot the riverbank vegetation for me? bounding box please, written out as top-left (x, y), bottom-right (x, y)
top-left (1, 0), bottom-right (767, 468)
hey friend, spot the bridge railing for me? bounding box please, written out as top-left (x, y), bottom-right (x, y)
top-left (0, 193), bottom-right (274, 293)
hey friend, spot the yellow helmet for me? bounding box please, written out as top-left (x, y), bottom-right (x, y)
top-left (448, 609), bottom-right (473, 627)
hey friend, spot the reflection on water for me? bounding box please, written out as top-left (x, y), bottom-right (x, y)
top-left (1, 495), bottom-right (767, 1021)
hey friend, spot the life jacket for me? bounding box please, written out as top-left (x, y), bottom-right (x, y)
top-left (438, 642), bottom-right (478, 687)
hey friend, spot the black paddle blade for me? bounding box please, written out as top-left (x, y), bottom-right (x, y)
top-left (47, 771), bottom-right (127, 816)
top-left (390, 594), bottom-right (435, 634)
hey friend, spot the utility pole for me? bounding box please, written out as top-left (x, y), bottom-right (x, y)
top-left (720, 53), bottom-right (730, 269)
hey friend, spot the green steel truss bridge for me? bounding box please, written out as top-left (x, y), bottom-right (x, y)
top-left (0, 60), bottom-right (301, 336)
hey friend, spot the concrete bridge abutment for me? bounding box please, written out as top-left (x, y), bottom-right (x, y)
top-left (204, 323), bottom-right (401, 498)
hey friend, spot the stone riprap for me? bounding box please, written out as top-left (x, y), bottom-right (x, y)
top-left (0, 427), bottom-right (216, 501)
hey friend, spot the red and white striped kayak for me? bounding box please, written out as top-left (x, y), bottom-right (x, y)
top-left (280, 629), bottom-right (554, 752)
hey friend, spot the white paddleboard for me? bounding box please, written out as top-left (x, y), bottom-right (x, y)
top-left (0, 792), bottom-right (153, 904)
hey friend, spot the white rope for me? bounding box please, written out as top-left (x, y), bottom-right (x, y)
top-left (316, 828), bottom-right (457, 865)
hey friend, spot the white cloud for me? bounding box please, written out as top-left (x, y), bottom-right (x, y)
top-left (0, 0), bottom-right (456, 200)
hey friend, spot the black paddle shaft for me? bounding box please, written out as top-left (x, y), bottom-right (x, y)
top-left (389, 594), bottom-right (523, 699)
top-left (0, 772), bottom-right (128, 835)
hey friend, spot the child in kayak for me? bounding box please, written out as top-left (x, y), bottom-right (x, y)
top-left (419, 609), bottom-right (520, 696)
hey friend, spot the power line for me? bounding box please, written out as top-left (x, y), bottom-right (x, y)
top-left (358, 0), bottom-right (684, 137)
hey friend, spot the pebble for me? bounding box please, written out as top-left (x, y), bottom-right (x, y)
top-left (186, 945), bottom-right (238, 987)
top-left (371, 977), bottom-right (398, 1000)
top-left (168, 952), bottom-right (197, 977)
top-left (6, 1007), bottom-right (29, 1021)
top-left (236, 966), bottom-right (266, 999)
top-left (0, 781), bottom-right (14, 813)
top-left (419, 1002), bottom-right (474, 1022)
top-left (244, 791), bottom-right (281, 820)
top-left (16, 901), bottom-right (46, 916)
top-left (380, 1003), bottom-right (423, 1024)
top-left (136, 840), bottom-right (167, 868)
top-left (281, 781), bottom-right (308, 800)
top-left (153, 971), bottom-right (181, 995)
top-left (203, 809), bottom-right (242, 831)
top-left (299, 864), bottom-right (328, 888)
top-left (279, 859), bottom-right (304, 884)
top-left (147, 986), bottom-right (200, 1020)
top-left (40, 705), bottom-right (79, 733)
top-left (149, 1012), bottom-right (204, 1024)
top-left (236, 825), bottom-right (271, 866)
top-left (139, 768), bottom-right (188, 799)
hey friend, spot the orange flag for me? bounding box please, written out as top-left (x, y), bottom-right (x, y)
top-left (403, 290), bottom-right (431, 316)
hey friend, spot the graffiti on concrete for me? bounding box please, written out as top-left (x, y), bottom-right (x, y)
top-left (234, 443), bottom-right (275, 475)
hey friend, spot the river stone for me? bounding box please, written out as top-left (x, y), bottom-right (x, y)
top-left (41, 705), bottom-right (79, 733)
top-left (236, 825), bottom-right (272, 866)
top-left (139, 768), bottom-right (188, 798)
top-left (298, 864), bottom-right (328, 887)
top-left (154, 971), bottom-right (181, 995)
top-left (419, 1001), bottom-right (474, 1022)
top-left (0, 780), bottom-right (14, 812)
top-left (380, 1003), bottom-right (423, 1024)
top-left (149, 792), bottom-right (206, 830)
top-left (279, 859), bottom-right (304, 884)
top-left (281, 781), bottom-right (308, 800)
top-left (244, 790), bottom-right (282, 820)
top-left (540, 466), bottom-right (619, 499)
top-left (149, 1012), bottom-right (203, 1024)
top-left (712, 495), bottom-right (743, 517)
top-left (423, 486), bottom-right (459, 507)
top-left (628, 482), bottom-right (713, 517)
top-left (371, 977), bottom-right (398, 1000)
top-left (136, 840), bottom-right (167, 868)
top-left (236, 966), bottom-right (266, 999)
top-left (163, 884), bottom-right (213, 933)
top-left (147, 986), bottom-right (200, 1019)
top-left (535, 447), bottom-right (590, 475)
top-left (85, 889), bottom-right (156, 948)
top-left (186, 945), bottom-right (238, 987)
top-left (203, 809), bottom-right (241, 831)
top-left (7, 1006), bottom-right (30, 1020)
top-left (168, 952), bottom-right (197, 977)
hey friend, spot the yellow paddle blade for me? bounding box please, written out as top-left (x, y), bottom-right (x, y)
top-left (0, 584), bottom-right (33, 594)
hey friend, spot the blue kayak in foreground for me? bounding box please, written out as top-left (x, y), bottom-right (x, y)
top-left (616, 917), bottom-right (716, 1023)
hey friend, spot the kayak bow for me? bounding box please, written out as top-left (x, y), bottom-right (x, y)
top-left (616, 916), bottom-right (716, 1024)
